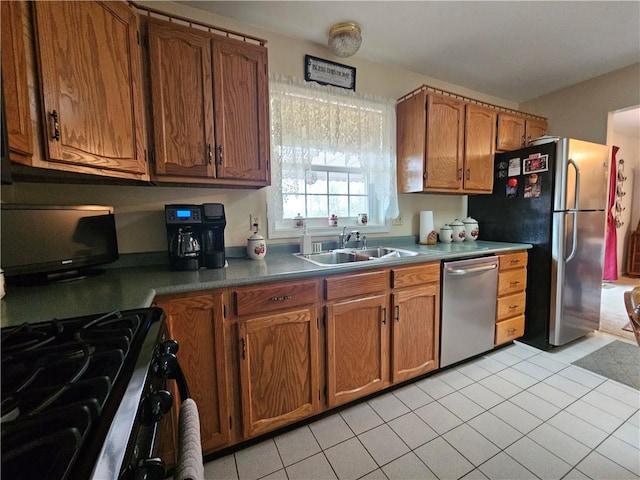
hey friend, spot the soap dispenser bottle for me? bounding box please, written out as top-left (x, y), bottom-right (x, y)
top-left (300, 226), bottom-right (312, 255)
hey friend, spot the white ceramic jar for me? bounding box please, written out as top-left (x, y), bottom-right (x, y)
top-left (247, 233), bottom-right (267, 260)
top-left (439, 224), bottom-right (453, 243)
top-left (463, 217), bottom-right (479, 241)
top-left (450, 219), bottom-right (466, 243)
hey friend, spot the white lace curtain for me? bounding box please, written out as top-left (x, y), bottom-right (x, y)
top-left (267, 74), bottom-right (399, 224)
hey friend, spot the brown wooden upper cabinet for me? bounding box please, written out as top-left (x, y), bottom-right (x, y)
top-left (33, 1), bottom-right (148, 180)
top-left (397, 90), bottom-right (495, 194)
top-left (496, 113), bottom-right (548, 151)
top-left (1, 1), bottom-right (33, 164)
top-left (146, 18), bottom-right (270, 187)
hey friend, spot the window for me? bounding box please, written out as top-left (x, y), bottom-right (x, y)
top-left (267, 74), bottom-right (399, 238)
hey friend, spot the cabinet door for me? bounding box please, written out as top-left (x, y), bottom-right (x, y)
top-left (157, 293), bottom-right (231, 454)
top-left (391, 284), bottom-right (439, 383)
top-left (34, 1), bottom-right (147, 178)
top-left (496, 113), bottom-right (526, 151)
top-left (525, 118), bottom-right (548, 144)
top-left (425, 94), bottom-right (464, 190)
top-left (213, 37), bottom-right (269, 184)
top-left (464, 104), bottom-right (496, 193)
top-left (326, 295), bottom-right (389, 407)
top-left (1, 1), bottom-right (33, 162)
top-left (147, 18), bottom-right (215, 179)
top-left (238, 307), bottom-right (319, 438)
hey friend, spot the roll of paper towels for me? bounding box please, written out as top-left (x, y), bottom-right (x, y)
top-left (419, 211), bottom-right (436, 244)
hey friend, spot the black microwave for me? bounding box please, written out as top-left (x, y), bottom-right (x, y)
top-left (1, 204), bottom-right (119, 284)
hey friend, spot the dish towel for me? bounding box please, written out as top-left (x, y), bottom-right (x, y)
top-left (175, 398), bottom-right (204, 480)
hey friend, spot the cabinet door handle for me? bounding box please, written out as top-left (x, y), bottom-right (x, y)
top-left (466, 169), bottom-right (470, 180)
top-left (216, 144), bottom-right (223, 165)
top-left (382, 308), bottom-right (387, 325)
top-left (50, 110), bottom-right (60, 141)
top-left (395, 305), bottom-right (400, 322)
top-left (457, 168), bottom-right (463, 180)
top-left (241, 337), bottom-right (246, 359)
top-left (208, 144), bottom-right (213, 164)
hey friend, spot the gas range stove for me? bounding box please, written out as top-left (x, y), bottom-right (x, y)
top-left (1, 307), bottom-right (172, 480)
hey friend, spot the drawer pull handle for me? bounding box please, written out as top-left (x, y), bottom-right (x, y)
top-left (507, 328), bottom-right (517, 335)
top-left (268, 295), bottom-right (292, 302)
top-left (508, 305), bottom-right (519, 310)
top-left (509, 281), bottom-right (520, 286)
top-left (510, 259), bottom-right (521, 265)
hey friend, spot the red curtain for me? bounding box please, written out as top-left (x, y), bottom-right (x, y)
top-left (603, 146), bottom-right (619, 281)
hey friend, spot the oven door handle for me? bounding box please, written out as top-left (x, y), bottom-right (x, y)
top-left (169, 360), bottom-right (191, 402)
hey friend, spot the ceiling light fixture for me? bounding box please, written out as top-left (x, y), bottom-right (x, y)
top-left (328, 22), bottom-right (362, 58)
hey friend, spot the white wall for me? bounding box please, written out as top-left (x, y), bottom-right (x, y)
top-left (520, 63), bottom-right (640, 144)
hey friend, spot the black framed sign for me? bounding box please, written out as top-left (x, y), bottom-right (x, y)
top-left (304, 55), bottom-right (356, 91)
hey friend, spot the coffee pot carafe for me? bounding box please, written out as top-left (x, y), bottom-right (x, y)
top-left (169, 227), bottom-right (201, 270)
top-left (172, 228), bottom-right (201, 257)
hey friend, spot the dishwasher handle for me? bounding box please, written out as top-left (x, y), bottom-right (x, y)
top-left (445, 263), bottom-right (498, 276)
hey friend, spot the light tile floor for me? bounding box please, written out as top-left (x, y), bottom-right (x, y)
top-left (203, 332), bottom-right (640, 480)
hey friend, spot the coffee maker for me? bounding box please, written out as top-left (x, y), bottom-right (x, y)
top-left (165, 203), bottom-right (226, 270)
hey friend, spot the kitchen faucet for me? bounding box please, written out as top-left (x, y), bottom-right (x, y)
top-left (339, 227), bottom-right (361, 248)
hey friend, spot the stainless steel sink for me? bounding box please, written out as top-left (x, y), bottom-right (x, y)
top-left (295, 247), bottom-right (418, 266)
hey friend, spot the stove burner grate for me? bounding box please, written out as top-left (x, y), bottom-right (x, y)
top-left (1, 309), bottom-right (158, 480)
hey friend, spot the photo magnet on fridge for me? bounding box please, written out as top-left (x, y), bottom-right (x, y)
top-left (508, 158), bottom-right (521, 176)
top-left (524, 173), bottom-right (541, 198)
top-left (523, 154), bottom-right (549, 174)
top-left (506, 178), bottom-right (518, 198)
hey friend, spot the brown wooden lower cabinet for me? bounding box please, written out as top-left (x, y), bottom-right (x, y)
top-left (495, 251), bottom-right (528, 345)
top-left (151, 256), bottom-right (526, 457)
top-left (154, 291), bottom-right (230, 464)
top-left (391, 284), bottom-right (440, 382)
top-left (390, 263), bottom-right (440, 383)
top-left (326, 294), bottom-right (390, 407)
top-left (237, 306), bottom-right (320, 437)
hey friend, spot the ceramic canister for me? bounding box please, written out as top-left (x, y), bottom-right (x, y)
top-left (463, 217), bottom-right (479, 241)
top-left (450, 219), bottom-right (466, 243)
top-left (439, 224), bottom-right (453, 243)
top-left (247, 233), bottom-right (267, 260)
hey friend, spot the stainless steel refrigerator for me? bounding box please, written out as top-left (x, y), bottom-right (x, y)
top-left (468, 137), bottom-right (609, 350)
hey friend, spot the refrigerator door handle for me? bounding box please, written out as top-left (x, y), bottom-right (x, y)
top-left (565, 211), bottom-right (578, 262)
top-left (567, 158), bottom-right (580, 210)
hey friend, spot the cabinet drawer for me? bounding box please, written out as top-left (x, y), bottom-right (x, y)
top-left (495, 315), bottom-right (525, 345)
top-left (234, 280), bottom-right (317, 316)
top-left (391, 262), bottom-right (440, 288)
top-left (325, 270), bottom-right (388, 301)
top-left (497, 269), bottom-right (527, 296)
top-left (498, 251), bottom-right (528, 271)
top-left (496, 292), bottom-right (526, 321)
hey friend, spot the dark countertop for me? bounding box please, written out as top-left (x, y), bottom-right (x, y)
top-left (0, 240), bottom-right (531, 327)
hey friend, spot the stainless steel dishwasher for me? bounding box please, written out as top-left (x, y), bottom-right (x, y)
top-left (440, 256), bottom-right (499, 367)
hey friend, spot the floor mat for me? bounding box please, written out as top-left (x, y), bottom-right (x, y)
top-left (573, 340), bottom-right (640, 390)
